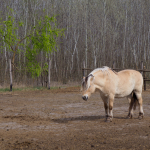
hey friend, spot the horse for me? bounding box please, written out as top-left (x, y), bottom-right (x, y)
top-left (81, 66), bottom-right (144, 122)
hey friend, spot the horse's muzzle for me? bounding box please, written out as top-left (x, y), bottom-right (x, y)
top-left (82, 95), bottom-right (88, 101)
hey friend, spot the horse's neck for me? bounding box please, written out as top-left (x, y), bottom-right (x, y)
top-left (95, 71), bottom-right (118, 92)
top-left (95, 72), bottom-right (107, 87)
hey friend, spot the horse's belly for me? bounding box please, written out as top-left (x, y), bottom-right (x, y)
top-left (115, 93), bottom-right (129, 98)
top-left (115, 89), bottom-right (133, 98)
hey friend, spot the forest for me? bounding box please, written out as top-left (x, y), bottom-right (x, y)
top-left (0, 0), bottom-right (150, 87)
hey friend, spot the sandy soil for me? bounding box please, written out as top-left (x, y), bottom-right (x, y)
top-left (0, 87), bottom-right (150, 150)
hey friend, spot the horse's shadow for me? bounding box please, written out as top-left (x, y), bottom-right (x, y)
top-left (52, 115), bottom-right (105, 123)
top-left (51, 115), bottom-right (126, 123)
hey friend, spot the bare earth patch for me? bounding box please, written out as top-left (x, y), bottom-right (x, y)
top-left (0, 87), bottom-right (150, 150)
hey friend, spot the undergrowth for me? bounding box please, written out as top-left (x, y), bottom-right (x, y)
top-left (0, 86), bottom-right (59, 92)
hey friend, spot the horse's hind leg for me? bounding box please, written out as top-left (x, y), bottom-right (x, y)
top-left (127, 94), bottom-right (134, 119)
top-left (135, 92), bottom-right (144, 119)
top-left (103, 101), bottom-right (109, 120)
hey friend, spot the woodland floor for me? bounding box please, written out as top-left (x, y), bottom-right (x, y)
top-left (0, 86), bottom-right (150, 150)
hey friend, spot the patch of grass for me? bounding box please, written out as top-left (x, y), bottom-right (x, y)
top-left (0, 86), bottom-right (60, 92)
top-left (49, 86), bottom-right (60, 90)
top-left (0, 84), bottom-right (80, 92)
top-left (0, 88), bottom-right (10, 92)
top-left (32, 86), bottom-right (59, 90)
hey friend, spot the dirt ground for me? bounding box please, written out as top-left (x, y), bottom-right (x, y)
top-left (0, 87), bottom-right (150, 150)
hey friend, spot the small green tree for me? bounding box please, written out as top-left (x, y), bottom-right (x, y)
top-left (26, 15), bottom-right (64, 88)
top-left (0, 14), bottom-right (28, 70)
top-left (0, 9), bottom-right (29, 91)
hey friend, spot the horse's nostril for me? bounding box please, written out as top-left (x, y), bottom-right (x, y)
top-left (82, 96), bottom-right (88, 101)
top-left (82, 96), bottom-right (85, 100)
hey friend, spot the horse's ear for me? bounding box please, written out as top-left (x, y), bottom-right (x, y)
top-left (81, 77), bottom-right (85, 92)
top-left (83, 76), bottom-right (85, 82)
top-left (80, 86), bottom-right (83, 92)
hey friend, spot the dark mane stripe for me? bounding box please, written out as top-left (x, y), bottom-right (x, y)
top-left (85, 74), bottom-right (94, 82)
top-left (110, 68), bottom-right (118, 75)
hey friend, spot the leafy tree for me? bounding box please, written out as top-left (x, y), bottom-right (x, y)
top-left (0, 10), bottom-right (29, 74)
top-left (26, 15), bottom-right (64, 87)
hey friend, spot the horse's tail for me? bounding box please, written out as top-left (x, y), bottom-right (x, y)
top-left (132, 92), bottom-right (139, 110)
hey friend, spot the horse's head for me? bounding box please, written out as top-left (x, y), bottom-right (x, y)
top-left (81, 67), bottom-right (113, 101)
top-left (81, 74), bottom-right (95, 101)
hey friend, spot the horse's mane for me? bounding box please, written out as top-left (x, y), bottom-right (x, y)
top-left (90, 66), bottom-right (118, 76)
top-left (82, 66), bottom-right (117, 91)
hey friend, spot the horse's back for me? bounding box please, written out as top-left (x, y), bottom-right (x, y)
top-left (115, 69), bottom-right (143, 96)
top-left (118, 69), bottom-right (143, 85)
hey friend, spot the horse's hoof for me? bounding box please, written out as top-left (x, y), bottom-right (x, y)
top-left (105, 119), bottom-right (110, 122)
top-left (105, 120), bottom-right (111, 122)
top-left (138, 113), bottom-right (144, 120)
top-left (126, 116), bottom-right (130, 119)
top-left (105, 117), bottom-right (112, 122)
top-left (126, 114), bottom-right (132, 119)
top-left (138, 116), bottom-right (143, 120)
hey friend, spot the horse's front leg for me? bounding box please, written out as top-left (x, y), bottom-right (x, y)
top-left (108, 97), bottom-right (114, 122)
top-left (100, 93), bottom-right (109, 122)
top-left (100, 93), bottom-right (114, 122)
top-left (103, 96), bottom-right (114, 122)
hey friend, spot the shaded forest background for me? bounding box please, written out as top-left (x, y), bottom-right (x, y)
top-left (0, 0), bottom-right (150, 87)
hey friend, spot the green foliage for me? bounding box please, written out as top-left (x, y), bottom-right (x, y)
top-left (26, 15), bottom-right (64, 78)
top-left (19, 21), bottom-right (23, 27)
top-left (0, 7), bottom-right (26, 63)
top-left (43, 63), bottom-right (48, 72)
top-left (26, 47), bottom-right (42, 78)
top-left (31, 15), bottom-right (64, 53)
top-left (0, 8), bottom-right (64, 80)
top-left (0, 15), bottom-right (18, 51)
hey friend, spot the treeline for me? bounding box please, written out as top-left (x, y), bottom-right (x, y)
top-left (0, 0), bottom-right (150, 86)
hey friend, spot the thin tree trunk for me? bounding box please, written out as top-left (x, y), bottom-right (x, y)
top-left (48, 55), bottom-right (51, 89)
top-left (85, 1), bottom-right (88, 69)
top-left (9, 59), bottom-right (12, 91)
top-left (103, 0), bottom-right (106, 63)
top-left (123, 8), bottom-right (127, 68)
top-left (3, 36), bottom-right (8, 85)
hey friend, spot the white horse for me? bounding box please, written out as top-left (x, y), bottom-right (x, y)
top-left (81, 66), bottom-right (144, 122)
